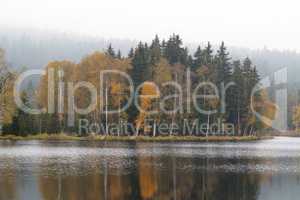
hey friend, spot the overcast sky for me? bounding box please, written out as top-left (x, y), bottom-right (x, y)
top-left (1, 0), bottom-right (299, 51)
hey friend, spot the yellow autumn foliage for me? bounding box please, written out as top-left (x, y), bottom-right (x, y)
top-left (293, 105), bottom-right (300, 130)
top-left (135, 82), bottom-right (160, 132)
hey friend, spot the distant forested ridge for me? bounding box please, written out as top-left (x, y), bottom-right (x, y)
top-left (1, 27), bottom-right (300, 82)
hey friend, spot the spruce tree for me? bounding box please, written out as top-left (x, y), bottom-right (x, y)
top-left (130, 42), bottom-right (152, 86)
top-left (117, 50), bottom-right (122, 59)
top-left (202, 42), bottom-right (213, 65)
top-left (128, 42), bottom-right (152, 128)
top-left (193, 46), bottom-right (202, 69)
top-left (106, 43), bottom-right (116, 58)
top-left (187, 55), bottom-right (194, 69)
top-left (239, 57), bottom-right (260, 134)
top-left (150, 35), bottom-right (161, 64)
top-left (180, 47), bottom-right (189, 66)
top-left (229, 60), bottom-right (244, 134)
top-left (164, 34), bottom-right (185, 65)
top-left (215, 41), bottom-right (231, 84)
top-left (128, 47), bottom-right (134, 58)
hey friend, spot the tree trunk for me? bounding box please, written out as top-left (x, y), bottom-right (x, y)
top-left (0, 107), bottom-right (3, 135)
top-left (206, 114), bottom-right (210, 137)
top-left (237, 111), bottom-right (241, 136)
top-left (153, 120), bottom-right (157, 137)
top-left (249, 126), bottom-right (253, 136)
top-left (118, 100), bottom-right (121, 137)
top-left (105, 86), bottom-right (109, 136)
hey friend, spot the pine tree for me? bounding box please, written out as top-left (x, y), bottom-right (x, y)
top-left (202, 42), bottom-right (213, 65)
top-left (128, 47), bottom-right (134, 58)
top-left (128, 42), bottom-right (152, 127)
top-left (229, 60), bottom-right (244, 134)
top-left (106, 43), bottom-right (116, 58)
top-left (131, 42), bottom-right (152, 86)
top-left (215, 41), bottom-right (231, 84)
top-left (193, 46), bottom-right (202, 69)
top-left (117, 50), bottom-right (122, 59)
top-left (239, 57), bottom-right (260, 134)
top-left (11, 92), bottom-right (33, 136)
top-left (187, 55), bottom-right (194, 69)
top-left (180, 47), bottom-right (189, 66)
top-left (150, 35), bottom-right (161, 64)
top-left (163, 34), bottom-right (185, 65)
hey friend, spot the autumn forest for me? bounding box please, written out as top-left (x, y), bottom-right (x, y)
top-left (0, 34), bottom-right (280, 136)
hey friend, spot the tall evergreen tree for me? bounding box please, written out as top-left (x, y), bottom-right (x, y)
top-left (128, 47), bottom-right (134, 58)
top-left (202, 42), bottom-right (213, 65)
top-left (239, 57), bottom-right (260, 134)
top-left (117, 50), bottom-right (122, 59)
top-left (130, 42), bottom-right (152, 86)
top-left (10, 92), bottom-right (34, 136)
top-left (187, 55), bottom-right (194, 69)
top-left (128, 42), bottom-right (152, 128)
top-left (215, 42), bottom-right (232, 84)
top-left (180, 47), bottom-right (189, 66)
top-left (193, 46), bottom-right (202, 69)
top-left (150, 35), bottom-right (161, 64)
top-left (106, 43), bottom-right (116, 58)
top-left (163, 34), bottom-right (185, 65)
top-left (229, 60), bottom-right (244, 133)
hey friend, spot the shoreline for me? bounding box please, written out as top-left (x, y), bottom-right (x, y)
top-left (0, 134), bottom-right (273, 142)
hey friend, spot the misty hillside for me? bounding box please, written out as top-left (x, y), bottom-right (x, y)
top-left (0, 27), bottom-right (136, 69)
top-left (0, 27), bottom-right (299, 82)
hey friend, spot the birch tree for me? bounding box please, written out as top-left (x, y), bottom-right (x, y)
top-left (0, 49), bottom-right (15, 134)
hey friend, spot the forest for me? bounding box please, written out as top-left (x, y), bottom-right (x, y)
top-left (0, 34), bottom-right (293, 137)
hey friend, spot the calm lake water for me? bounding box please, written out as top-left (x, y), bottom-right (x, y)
top-left (0, 137), bottom-right (300, 200)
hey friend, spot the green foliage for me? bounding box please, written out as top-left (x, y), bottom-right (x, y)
top-left (163, 34), bottom-right (187, 65)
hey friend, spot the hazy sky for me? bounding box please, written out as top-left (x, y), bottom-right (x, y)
top-left (1, 0), bottom-right (299, 51)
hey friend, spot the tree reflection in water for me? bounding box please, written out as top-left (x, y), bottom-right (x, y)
top-left (1, 139), bottom-right (300, 200)
top-left (35, 144), bottom-right (261, 200)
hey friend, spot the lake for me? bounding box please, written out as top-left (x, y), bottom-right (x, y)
top-left (0, 137), bottom-right (300, 200)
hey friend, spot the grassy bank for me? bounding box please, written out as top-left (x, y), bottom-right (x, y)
top-left (260, 130), bottom-right (300, 137)
top-left (0, 134), bottom-right (273, 142)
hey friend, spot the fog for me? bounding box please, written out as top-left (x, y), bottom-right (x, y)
top-left (1, 0), bottom-right (300, 51)
top-left (1, 27), bottom-right (300, 84)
